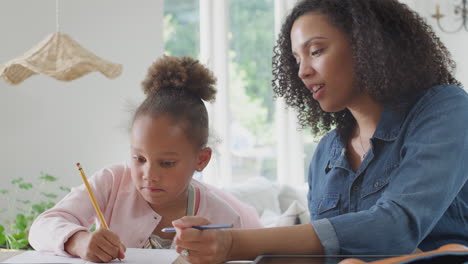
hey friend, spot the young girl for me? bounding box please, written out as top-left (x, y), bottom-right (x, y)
top-left (28, 56), bottom-right (262, 263)
top-left (171, 0), bottom-right (468, 263)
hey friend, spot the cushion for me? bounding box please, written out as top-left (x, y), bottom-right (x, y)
top-left (222, 176), bottom-right (281, 216)
top-left (260, 200), bottom-right (310, 227)
top-left (278, 184), bottom-right (308, 213)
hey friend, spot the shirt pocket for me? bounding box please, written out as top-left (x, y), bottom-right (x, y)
top-left (310, 193), bottom-right (340, 219)
top-left (361, 163), bottom-right (398, 199)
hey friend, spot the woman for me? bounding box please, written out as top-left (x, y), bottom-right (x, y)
top-left (171, 0), bottom-right (468, 263)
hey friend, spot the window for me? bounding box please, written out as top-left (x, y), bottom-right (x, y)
top-left (228, 0), bottom-right (276, 182)
top-left (163, 0), bottom-right (199, 58)
top-left (164, 0), bottom-right (312, 187)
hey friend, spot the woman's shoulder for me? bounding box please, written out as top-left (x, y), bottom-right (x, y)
top-left (429, 84), bottom-right (466, 94)
top-left (403, 85), bottom-right (468, 128)
top-left (414, 85), bottom-right (468, 112)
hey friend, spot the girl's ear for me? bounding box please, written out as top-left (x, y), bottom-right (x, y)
top-left (196, 147), bottom-right (212, 171)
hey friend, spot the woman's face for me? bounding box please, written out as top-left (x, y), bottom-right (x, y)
top-left (129, 114), bottom-right (210, 211)
top-left (291, 13), bottom-right (359, 112)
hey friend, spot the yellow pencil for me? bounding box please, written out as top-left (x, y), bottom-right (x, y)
top-left (76, 163), bottom-right (121, 261)
top-left (76, 163), bottom-right (108, 229)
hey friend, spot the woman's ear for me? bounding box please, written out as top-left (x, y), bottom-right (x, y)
top-left (196, 147), bottom-right (212, 171)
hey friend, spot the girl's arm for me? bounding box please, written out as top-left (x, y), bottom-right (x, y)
top-left (28, 167), bottom-right (115, 256)
top-left (64, 229), bottom-right (126, 263)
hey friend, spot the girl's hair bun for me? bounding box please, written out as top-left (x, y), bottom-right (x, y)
top-left (141, 56), bottom-right (217, 102)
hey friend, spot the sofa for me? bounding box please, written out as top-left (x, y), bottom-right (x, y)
top-left (222, 176), bottom-right (310, 227)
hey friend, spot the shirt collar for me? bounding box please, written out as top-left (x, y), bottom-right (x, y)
top-left (329, 134), bottom-right (350, 170)
top-left (372, 106), bottom-right (406, 141)
top-left (328, 106), bottom-right (406, 169)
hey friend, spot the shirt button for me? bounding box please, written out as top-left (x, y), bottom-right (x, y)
top-left (353, 186), bottom-right (359, 191)
top-left (374, 182), bottom-right (379, 188)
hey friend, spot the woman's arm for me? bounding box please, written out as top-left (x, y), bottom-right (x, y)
top-left (172, 216), bottom-right (323, 264)
top-left (228, 224), bottom-right (323, 260)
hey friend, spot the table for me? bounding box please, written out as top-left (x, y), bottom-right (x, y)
top-left (0, 250), bottom-right (252, 263)
top-left (0, 250), bottom-right (24, 262)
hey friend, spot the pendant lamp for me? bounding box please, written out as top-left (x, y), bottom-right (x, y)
top-left (0, 0), bottom-right (122, 85)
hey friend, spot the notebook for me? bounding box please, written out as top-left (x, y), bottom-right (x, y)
top-left (1, 248), bottom-right (183, 264)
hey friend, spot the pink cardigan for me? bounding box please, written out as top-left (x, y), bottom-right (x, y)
top-left (29, 163), bottom-right (262, 256)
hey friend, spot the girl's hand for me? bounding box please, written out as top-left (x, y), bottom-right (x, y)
top-left (64, 229), bottom-right (126, 263)
top-left (172, 216), bottom-right (233, 264)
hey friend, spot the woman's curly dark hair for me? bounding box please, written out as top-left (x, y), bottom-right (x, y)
top-left (133, 56), bottom-right (217, 149)
top-left (272, 0), bottom-right (461, 140)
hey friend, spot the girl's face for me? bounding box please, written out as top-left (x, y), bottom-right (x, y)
top-left (129, 114), bottom-right (211, 211)
top-left (290, 13), bottom-right (361, 112)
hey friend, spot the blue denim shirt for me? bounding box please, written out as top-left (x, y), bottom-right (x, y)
top-left (308, 85), bottom-right (468, 255)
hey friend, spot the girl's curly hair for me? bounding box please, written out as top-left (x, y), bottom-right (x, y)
top-left (134, 56), bottom-right (217, 149)
top-left (272, 0), bottom-right (461, 140)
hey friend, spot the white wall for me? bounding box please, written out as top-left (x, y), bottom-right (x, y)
top-left (403, 0), bottom-right (468, 88)
top-left (0, 0), bottom-right (163, 214)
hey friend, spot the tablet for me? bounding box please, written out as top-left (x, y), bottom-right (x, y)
top-left (252, 255), bottom-right (396, 264)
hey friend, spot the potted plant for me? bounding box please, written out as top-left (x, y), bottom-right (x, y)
top-left (0, 173), bottom-right (70, 250)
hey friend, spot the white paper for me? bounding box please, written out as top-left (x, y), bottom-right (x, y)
top-left (2, 248), bottom-right (180, 264)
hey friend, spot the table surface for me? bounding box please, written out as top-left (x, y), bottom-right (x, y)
top-left (0, 250), bottom-right (252, 263)
top-left (0, 250), bottom-right (24, 262)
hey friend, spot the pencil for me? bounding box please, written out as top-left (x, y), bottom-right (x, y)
top-left (161, 224), bottom-right (234, 233)
top-left (76, 163), bottom-right (121, 261)
top-left (76, 163), bottom-right (108, 229)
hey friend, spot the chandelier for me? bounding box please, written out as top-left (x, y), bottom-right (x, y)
top-left (432, 0), bottom-right (468, 33)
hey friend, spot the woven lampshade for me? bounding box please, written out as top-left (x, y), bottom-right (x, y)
top-left (0, 32), bottom-right (122, 85)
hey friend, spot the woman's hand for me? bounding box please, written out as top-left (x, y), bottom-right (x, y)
top-left (64, 229), bottom-right (126, 263)
top-left (172, 216), bottom-right (233, 264)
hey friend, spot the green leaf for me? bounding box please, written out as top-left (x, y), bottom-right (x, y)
top-left (15, 238), bottom-right (29, 249)
top-left (11, 177), bottom-right (24, 184)
top-left (60, 186), bottom-right (71, 192)
top-left (15, 220), bottom-right (27, 232)
top-left (0, 224), bottom-right (4, 233)
top-left (9, 239), bottom-right (29, 249)
top-left (12, 231), bottom-right (27, 240)
top-left (0, 234), bottom-right (5, 246)
top-left (39, 173), bottom-right (57, 182)
top-left (18, 183), bottom-right (33, 190)
top-left (15, 214), bottom-right (28, 231)
top-left (16, 214), bottom-right (26, 221)
top-left (16, 224), bottom-right (27, 232)
top-left (32, 204), bottom-right (44, 213)
top-left (40, 192), bottom-right (57, 199)
top-left (0, 189), bottom-right (9, 194)
top-left (9, 240), bottom-right (20, 249)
